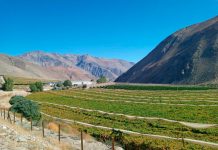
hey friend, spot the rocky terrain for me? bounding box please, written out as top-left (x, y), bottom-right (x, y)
top-left (0, 54), bottom-right (93, 81)
top-left (0, 51), bottom-right (133, 81)
top-left (116, 16), bottom-right (218, 84)
top-left (0, 121), bottom-right (56, 150)
top-left (19, 51), bottom-right (134, 81)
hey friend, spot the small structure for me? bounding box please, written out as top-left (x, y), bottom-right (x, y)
top-left (47, 82), bottom-right (56, 87)
top-left (0, 75), bottom-right (5, 88)
top-left (71, 80), bottom-right (94, 88)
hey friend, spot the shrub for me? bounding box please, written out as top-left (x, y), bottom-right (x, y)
top-left (82, 84), bottom-right (87, 89)
top-left (30, 82), bottom-right (43, 92)
top-left (35, 82), bottom-right (43, 91)
top-left (97, 76), bottom-right (107, 84)
top-left (56, 82), bottom-right (63, 87)
top-left (2, 78), bottom-right (14, 91)
top-left (63, 80), bottom-right (72, 87)
top-left (30, 84), bottom-right (38, 92)
top-left (10, 97), bottom-right (41, 121)
top-left (9, 96), bottom-right (25, 105)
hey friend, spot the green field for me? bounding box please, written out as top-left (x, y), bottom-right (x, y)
top-left (104, 84), bottom-right (214, 90)
top-left (27, 88), bottom-right (218, 149)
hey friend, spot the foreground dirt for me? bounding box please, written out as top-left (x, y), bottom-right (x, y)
top-left (0, 118), bottom-right (62, 150)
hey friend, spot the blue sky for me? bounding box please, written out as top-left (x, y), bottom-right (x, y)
top-left (0, 0), bottom-right (217, 62)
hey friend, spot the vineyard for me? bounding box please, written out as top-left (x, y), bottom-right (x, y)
top-left (26, 88), bottom-right (218, 149)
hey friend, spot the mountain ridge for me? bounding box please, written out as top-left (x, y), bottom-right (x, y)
top-left (18, 51), bottom-right (134, 81)
top-left (116, 16), bottom-right (218, 84)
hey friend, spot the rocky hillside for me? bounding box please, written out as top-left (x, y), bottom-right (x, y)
top-left (116, 16), bottom-right (218, 84)
top-left (0, 54), bottom-right (93, 81)
top-left (20, 51), bottom-right (134, 80)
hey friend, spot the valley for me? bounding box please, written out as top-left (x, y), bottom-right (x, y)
top-left (26, 87), bottom-right (218, 149)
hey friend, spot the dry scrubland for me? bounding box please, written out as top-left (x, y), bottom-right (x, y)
top-left (27, 87), bottom-right (218, 149)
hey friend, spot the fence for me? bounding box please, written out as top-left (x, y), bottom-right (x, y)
top-left (1, 106), bottom-right (218, 149)
top-left (0, 107), bottom-right (117, 150)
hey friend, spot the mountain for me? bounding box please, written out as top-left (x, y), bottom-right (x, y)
top-left (116, 16), bottom-right (218, 84)
top-left (0, 54), bottom-right (93, 80)
top-left (19, 51), bottom-right (134, 81)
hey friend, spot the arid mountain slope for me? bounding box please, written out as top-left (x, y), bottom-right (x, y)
top-left (20, 51), bottom-right (134, 80)
top-left (116, 16), bottom-right (218, 84)
top-left (0, 54), bottom-right (93, 80)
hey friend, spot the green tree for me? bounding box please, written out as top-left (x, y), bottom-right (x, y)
top-left (30, 83), bottom-right (39, 92)
top-left (29, 82), bottom-right (43, 92)
top-left (9, 96), bottom-right (25, 105)
top-left (97, 76), bottom-right (107, 83)
top-left (63, 80), bottom-right (72, 87)
top-left (10, 96), bottom-right (41, 122)
top-left (56, 82), bottom-right (63, 87)
top-left (35, 82), bottom-right (43, 91)
top-left (2, 78), bottom-right (14, 91)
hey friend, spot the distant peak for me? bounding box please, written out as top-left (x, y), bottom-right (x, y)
top-left (23, 50), bottom-right (45, 56)
top-left (30, 50), bottom-right (45, 53)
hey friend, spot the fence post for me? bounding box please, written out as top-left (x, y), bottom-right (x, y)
top-left (81, 131), bottom-right (84, 150)
top-left (182, 137), bottom-right (185, 147)
top-left (112, 137), bottom-right (115, 150)
top-left (30, 118), bottom-right (33, 131)
top-left (13, 112), bottom-right (15, 124)
top-left (0, 108), bottom-right (2, 117)
top-left (58, 124), bottom-right (61, 143)
top-left (4, 108), bottom-right (5, 120)
top-left (42, 120), bottom-right (45, 137)
top-left (21, 114), bottom-right (23, 125)
top-left (7, 110), bottom-right (12, 124)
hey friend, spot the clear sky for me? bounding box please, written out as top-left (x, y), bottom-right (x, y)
top-left (0, 0), bottom-right (217, 62)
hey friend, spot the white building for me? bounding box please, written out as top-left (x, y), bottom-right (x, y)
top-left (71, 80), bottom-right (94, 87)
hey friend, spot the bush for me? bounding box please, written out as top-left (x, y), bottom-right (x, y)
top-left (9, 96), bottom-right (25, 105)
top-left (97, 76), bottom-right (107, 84)
top-left (56, 82), bottom-right (63, 87)
top-left (10, 96), bottom-right (41, 121)
top-left (30, 84), bottom-right (38, 92)
top-left (82, 84), bottom-right (87, 89)
top-left (63, 80), bottom-right (72, 87)
top-left (35, 82), bottom-right (43, 91)
top-left (30, 82), bottom-right (43, 92)
top-left (2, 78), bottom-right (14, 91)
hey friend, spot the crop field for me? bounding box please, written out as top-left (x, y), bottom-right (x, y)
top-left (4, 76), bottom-right (58, 85)
top-left (27, 88), bottom-right (218, 149)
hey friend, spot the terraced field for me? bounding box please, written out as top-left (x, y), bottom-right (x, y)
top-left (27, 88), bottom-right (218, 149)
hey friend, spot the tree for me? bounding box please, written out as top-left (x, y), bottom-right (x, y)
top-left (29, 82), bottom-right (43, 92)
top-left (9, 96), bottom-right (25, 105)
top-left (56, 82), bottom-right (63, 87)
top-left (10, 96), bottom-right (41, 122)
top-left (97, 76), bottom-right (107, 84)
top-left (30, 84), bottom-right (38, 92)
top-left (35, 82), bottom-right (43, 91)
top-left (63, 80), bottom-right (72, 87)
top-left (2, 77), bottom-right (14, 91)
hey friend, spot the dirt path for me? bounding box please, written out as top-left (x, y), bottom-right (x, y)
top-left (0, 90), bottom-right (29, 108)
top-left (42, 112), bottom-right (218, 149)
top-left (38, 102), bottom-right (218, 129)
